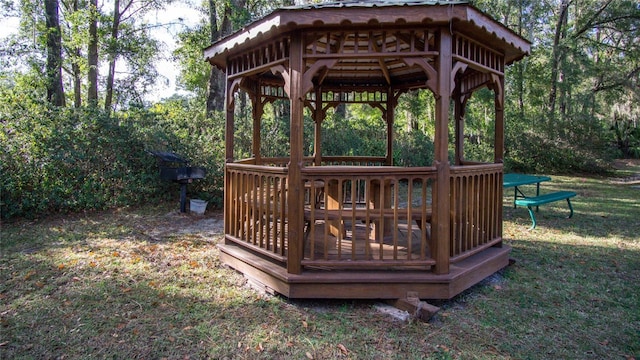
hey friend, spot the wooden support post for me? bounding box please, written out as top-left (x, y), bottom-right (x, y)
top-left (494, 75), bottom-right (505, 242)
top-left (385, 88), bottom-right (394, 166)
top-left (314, 87), bottom-right (323, 166)
top-left (225, 79), bottom-right (235, 164)
top-left (454, 89), bottom-right (466, 165)
top-left (223, 78), bottom-right (235, 242)
top-left (252, 92), bottom-right (263, 162)
top-left (494, 76), bottom-right (505, 164)
top-left (287, 32), bottom-right (305, 275)
top-left (432, 28), bottom-right (452, 275)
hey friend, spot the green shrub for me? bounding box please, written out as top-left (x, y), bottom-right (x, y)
top-left (1, 93), bottom-right (225, 220)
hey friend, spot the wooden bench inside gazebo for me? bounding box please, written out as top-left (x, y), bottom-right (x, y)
top-left (204, 0), bottom-right (530, 300)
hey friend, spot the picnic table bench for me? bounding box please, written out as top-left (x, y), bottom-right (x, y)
top-left (503, 173), bottom-right (577, 229)
top-left (514, 191), bottom-right (576, 229)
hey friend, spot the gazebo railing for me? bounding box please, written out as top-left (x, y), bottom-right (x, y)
top-left (225, 163), bottom-right (289, 262)
top-left (301, 166), bottom-right (436, 269)
top-left (224, 160), bottom-right (504, 272)
top-left (449, 163), bottom-right (504, 262)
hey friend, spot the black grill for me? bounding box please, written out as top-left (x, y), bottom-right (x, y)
top-left (149, 151), bottom-right (206, 212)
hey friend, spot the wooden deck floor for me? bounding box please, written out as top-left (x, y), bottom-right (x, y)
top-left (304, 220), bottom-right (431, 262)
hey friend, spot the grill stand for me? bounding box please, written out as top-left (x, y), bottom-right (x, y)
top-left (179, 181), bottom-right (189, 213)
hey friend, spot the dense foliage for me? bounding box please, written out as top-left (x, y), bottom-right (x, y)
top-left (1, 0), bottom-right (639, 219)
top-left (0, 87), bottom-right (224, 219)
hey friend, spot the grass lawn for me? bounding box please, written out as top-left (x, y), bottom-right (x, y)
top-left (1, 163), bottom-right (639, 359)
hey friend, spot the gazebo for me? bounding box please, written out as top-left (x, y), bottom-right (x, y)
top-left (204, 0), bottom-right (530, 299)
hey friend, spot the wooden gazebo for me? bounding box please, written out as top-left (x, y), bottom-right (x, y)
top-left (204, 0), bottom-right (530, 299)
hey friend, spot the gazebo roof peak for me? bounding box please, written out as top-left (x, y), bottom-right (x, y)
top-left (281, 0), bottom-right (469, 10)
top-left (204, 0), bottom-right (530, 71)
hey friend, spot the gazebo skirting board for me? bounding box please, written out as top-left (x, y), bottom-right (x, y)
top-left (218, 242), bottom-right (510, 300)
top-left (222, 160), bottom-right (506, 299)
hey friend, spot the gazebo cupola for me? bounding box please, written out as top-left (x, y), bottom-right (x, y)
top-left (205, 0), bottom-right (530, 300)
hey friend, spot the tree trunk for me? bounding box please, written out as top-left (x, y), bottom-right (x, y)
top-left (45, 0), bottom-right (65, 106)
top-left (548, 0), bottom-right (569, 119)
top-left (88, 0), bottom-right (99, 105)
top-left (206, 0), bottom-right (247, 115)
top-left (104, 0), bottom-right (122, 113)
top-left (206, 0), bottom-right (224, 114)
top-left (516, 0), bottom-right (525, 118)
top-left (69, 0), bottom-right (82, 107)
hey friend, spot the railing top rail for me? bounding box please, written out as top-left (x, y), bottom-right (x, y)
top-left (302, 165), bottom-right (437, 176)
top-left (320, 156), bottom-right (387, 162)
top-left (450, 163), bottom-right (503, 174)
top-left (226, 162), bottom-right (288, 175)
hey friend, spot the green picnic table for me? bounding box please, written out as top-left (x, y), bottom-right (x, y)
top-left (503, 173), bottom-right (552, 209)
top-left (503, 173), bottom-right (576, 229)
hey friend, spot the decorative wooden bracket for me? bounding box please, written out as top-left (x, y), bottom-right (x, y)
top-left (451, 61), bottom-right (468, 96)
top-left (270, 64), bottom-right (291, 98)
top-left (227, 78), bottom-right (243, 108)
top-left (402, 57), bottom-right (437, 93)
top-left (302, 59), bottom-right (338, 95)
top-left (489, 73), bottom-right (504, 110)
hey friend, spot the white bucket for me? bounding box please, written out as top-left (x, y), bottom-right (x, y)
top-left (190, 199), bottom-right (207, 215)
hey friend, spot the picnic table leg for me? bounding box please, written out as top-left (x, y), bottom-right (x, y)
top-left (535, 183), bottom-right (541, 212)
top-left (566, 198), bottom-right (574, 218)
top-left (513, 187), bottom-right (518, 208)
top-left (525, 206), bottom-right (537, 230)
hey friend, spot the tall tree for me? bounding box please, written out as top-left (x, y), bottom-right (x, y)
top-left (45, 0), bottom-right (66, 106)
top-left (60, 0), bottom-right (84, 107)
top-left (104, 0), bottom-right (122, 112)
top-left (88, 0), bottom-right (99, 105)
top-left (102, 0), bottom-right (166, 113)
top-left (548, 0), bottom-right (569, 119)
top-left (205, 0), bottom-right (224, 114)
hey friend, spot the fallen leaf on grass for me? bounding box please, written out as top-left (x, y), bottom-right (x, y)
top-left (337, 343), bottom-right (348, 355)
top-left (24, 270), bottom-right (37, 280)
top-left (306, 352), bottom-right (314, 359)
top-left (302, 320), bottom-right (308, 328)
top-left (57, 264), bottom-right (65, 271)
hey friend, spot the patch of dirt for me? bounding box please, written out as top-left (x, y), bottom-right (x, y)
top-left (612, 158), bottom-right (640, 169)
top-left (134, 209), bottom-right (225, 242)
top-left (610, 159), bottom-right (640, 185)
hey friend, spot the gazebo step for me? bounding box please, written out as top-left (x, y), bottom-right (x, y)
top-left (217, 243), bottom-right (511, 300)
